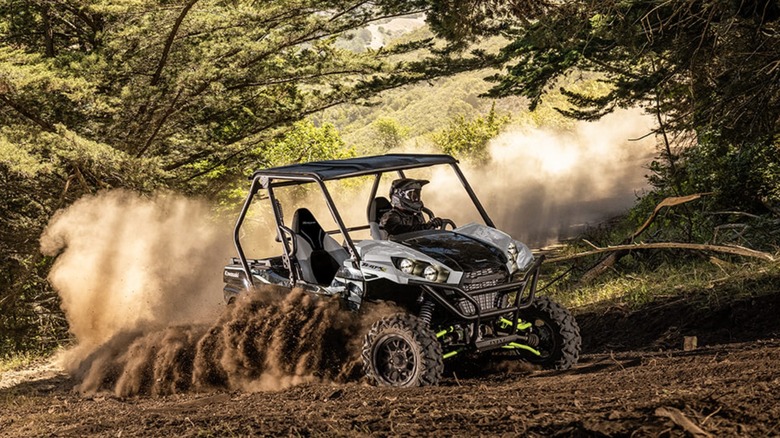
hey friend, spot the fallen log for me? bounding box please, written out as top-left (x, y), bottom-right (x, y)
top-left (577, 193), bottom-right (709, 284)
top-left (631, 193), bottom-right (709, 240)
top-left (546, 242), bottom-right (775, 263)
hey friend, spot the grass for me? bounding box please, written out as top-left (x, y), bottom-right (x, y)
top-left (0, 352), bottom-right (44, 407)
top-left (544, 255), bottom-right (780, 312)
top-left (0, 350), bottom-right (48, 373)
top-left (541, 201), bottom-right (780, 313)
top-left (0, 348), bottom-right (66, 408)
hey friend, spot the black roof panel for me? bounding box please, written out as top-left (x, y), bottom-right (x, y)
top-left (251, 153), bottom-right (457, 181)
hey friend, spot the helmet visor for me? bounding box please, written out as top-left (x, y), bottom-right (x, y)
top-left (399, 188), bottom-right (421, 202)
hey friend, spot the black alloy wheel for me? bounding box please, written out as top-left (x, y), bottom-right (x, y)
top-left (362, 314), bottom-right (443, 387)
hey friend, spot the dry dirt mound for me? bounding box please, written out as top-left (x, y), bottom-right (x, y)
top-left (69, 287), bottom-right (394, 396)
top-left (577, 287), bottom-right (780, 353)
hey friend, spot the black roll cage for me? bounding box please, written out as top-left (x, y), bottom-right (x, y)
top-left (233, 154), bottom-right (496, 286)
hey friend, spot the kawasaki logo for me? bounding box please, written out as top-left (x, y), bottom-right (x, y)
top-left (224, 270), bottom-right (241, 278)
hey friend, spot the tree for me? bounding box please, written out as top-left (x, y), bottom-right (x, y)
top-left (420, 0), bottom-right (780, 211)
top-left (0, 0), bottom-right (495, 353)
top-left (422, 1), bottom-right (779, 134)
top-left (431, 104), bottom-right (509, 163)
top-left (265, 120), bottom-right (354, 167)
top-left (370, 117), bottom-right (409, 150)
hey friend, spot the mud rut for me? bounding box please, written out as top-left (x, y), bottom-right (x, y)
top-left (2, 290), bottom-right (780, 437)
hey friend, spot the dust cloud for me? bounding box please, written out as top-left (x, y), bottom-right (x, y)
top-left (422, 108), bottom-right (657, 246)
top-left (40, 191), bottom-right (230, 356)
top-left (39, 191), bottom-right (397, 395)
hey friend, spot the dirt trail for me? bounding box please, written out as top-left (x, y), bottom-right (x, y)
top-left (1, 339), bottom-right (779, 437)
top-left (3, 287), bottom-right (780, 437)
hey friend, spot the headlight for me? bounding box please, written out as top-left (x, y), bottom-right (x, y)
top-left (507, 242), bottom-right (519, 273)
top-left (393, 258), bottom-right (448, 282)
top-left (399, 258), bottom-right (414, 274)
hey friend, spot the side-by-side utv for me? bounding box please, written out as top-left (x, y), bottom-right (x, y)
top-left (223, 153), bottom-right (581, 387)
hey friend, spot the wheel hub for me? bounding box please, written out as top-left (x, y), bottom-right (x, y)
top-left (390, 352), bottom-right (408, 368)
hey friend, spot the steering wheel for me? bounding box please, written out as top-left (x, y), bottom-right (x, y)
top-left (421, 207), bottom-right (456, 230)
top-left (422, 207), bottom-right (456, 230)
top-left (439, 219), bottom-right (456, 230)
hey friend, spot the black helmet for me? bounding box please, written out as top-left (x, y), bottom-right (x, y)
top-left (390, 178), bottom-right (429, 212)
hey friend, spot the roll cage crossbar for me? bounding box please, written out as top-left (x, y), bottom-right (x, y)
top-left (233, 153), bottom-right (496, 287)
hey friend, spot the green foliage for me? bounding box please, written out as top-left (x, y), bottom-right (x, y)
top-left (216, 119), bottom-right (354, 209)
top-left (680, 137), bottom-right (780, 212)
top-left (265, 120), bottom-right (354, 167)
top-left (631, 133), bottom-right (780, 247)
top-left (0, 0), bottom-right (481, 354)
top-left (0, 1), bottom-right (458, 196)
top-left (547, 257), bottom-right (780, 311)
top-left (544, 209), bottom-right (780, 311)
top-left (425, 0), bottom-right (780, 146)
top-left (369, 117), bottom-right (409, 150)
top-left (0, 162), bottom-right (67, 353)
top-left (431, 104), bottom-right (509, 163)
top-left (420, 0), bottom-right (780, 232)
top-left (0, 350), bottom-right (43, 373)
top-left (0, 135), bottom-right (51, 176)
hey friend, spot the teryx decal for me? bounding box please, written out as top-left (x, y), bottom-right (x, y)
top-left (360, 262), bottom-right (387, 272)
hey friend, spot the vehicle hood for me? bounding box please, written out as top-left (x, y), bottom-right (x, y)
top-left (399, 232), bottom-right (507, 272)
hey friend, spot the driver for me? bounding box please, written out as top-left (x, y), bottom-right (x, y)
top-left (380, 178), bottom-right (446, 235)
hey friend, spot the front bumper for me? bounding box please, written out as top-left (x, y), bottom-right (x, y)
top-left (411, 256), bottom-right (545, 333)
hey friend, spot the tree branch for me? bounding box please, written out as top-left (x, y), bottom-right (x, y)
top-left (0, 95), bottom-right (57, 132)
top-left (546, 242), bottom-right (775, 263)
top-left (40, 3), bottom-right (55, 57)
top-left (136, 88), bottom-right (184, 157)
top-left (225, 69), bottom-right (372, 90)
top-left (150, 0), bottom-right (199, 86)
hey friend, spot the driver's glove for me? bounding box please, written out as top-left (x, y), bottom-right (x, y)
top-left (427, 217), bottom-right (443, 229)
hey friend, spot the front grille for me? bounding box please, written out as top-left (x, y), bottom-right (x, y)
top-left (456, 266), bottom-right (510, 315)
top-left (465, 267), bottom-right (499, 280)
top-left (463, 278), bottom-right (502, 292)
top-left (461, 266), bottom-right (508, 291)
top-left (457, 291), bottom-right (503, 316)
